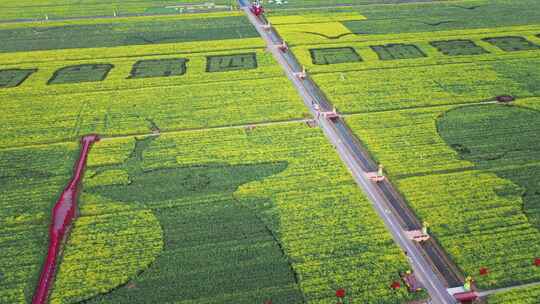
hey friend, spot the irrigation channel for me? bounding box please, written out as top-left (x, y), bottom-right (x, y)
top-left (238, 1), bottom-right (463, 303)
top-left (32, 135), bottom-right (100, 304)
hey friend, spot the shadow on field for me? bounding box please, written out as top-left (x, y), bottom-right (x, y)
top-left (84, 136), bottom-right (304, 303)
top-left (437, 104), bottom-right (540, 229)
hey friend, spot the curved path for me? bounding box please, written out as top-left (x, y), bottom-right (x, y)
top-left (237, 1), bottom-right (460, 303)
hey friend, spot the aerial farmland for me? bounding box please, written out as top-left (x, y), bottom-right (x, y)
top-left (0, 1), bottom-right (538, 304)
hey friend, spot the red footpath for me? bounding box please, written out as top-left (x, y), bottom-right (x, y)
top-left (32, 134), bottom-right (100, 304)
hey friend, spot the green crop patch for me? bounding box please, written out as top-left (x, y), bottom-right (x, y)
top-left (0, 16), bottom-right (259, 53)
top-left (129, 58), bottom-right (188, 79)
top-left (370, 44), bottom-right (426, 60)
top-left (0, 68), bottom-right (36, 88)
top-left (48, 64), bottom-right (114, 85)
top-left (309, 47), bottom-right (362, 65)
top-left (438, 104), bottom-right (540, 229)
top-left (483, 36), bottom-right (539, 52)
top-left (430, 40), bottom-right (489, 56)
top-left (206, 53), bottom-right (257, 72)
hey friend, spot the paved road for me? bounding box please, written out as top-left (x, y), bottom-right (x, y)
top-left (238, 1), bottom-right (458, 303)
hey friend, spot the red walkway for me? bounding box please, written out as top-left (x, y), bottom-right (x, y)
top-left (32, 134), bottom-right (100, 304)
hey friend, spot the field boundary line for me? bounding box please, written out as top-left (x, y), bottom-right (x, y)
top-left (0, 117), bottom-right (312, 151)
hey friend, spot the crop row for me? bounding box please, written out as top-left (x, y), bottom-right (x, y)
top-left (345, 99), bottom-right (540, 289)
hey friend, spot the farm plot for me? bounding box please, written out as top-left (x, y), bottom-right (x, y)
top-left (344, 99), bottom-right (540, 289)
top-left (0, 123), bottom-right (424, 304)
top-left (0, 0), bottom-right (464, 21)
top-left (206, 53), bottom-right (258, 72)
top-left (83, 124), bottom-right (423, 304)
top-left (266, 0), bottom-right (540, 46)
top-left (0, 39), bottom-right (309, 148)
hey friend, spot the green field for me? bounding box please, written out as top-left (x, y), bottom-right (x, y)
top-left (2, 0), bottom-right (540, 303)
top-left (0, 13), bottom-right (258, 53)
